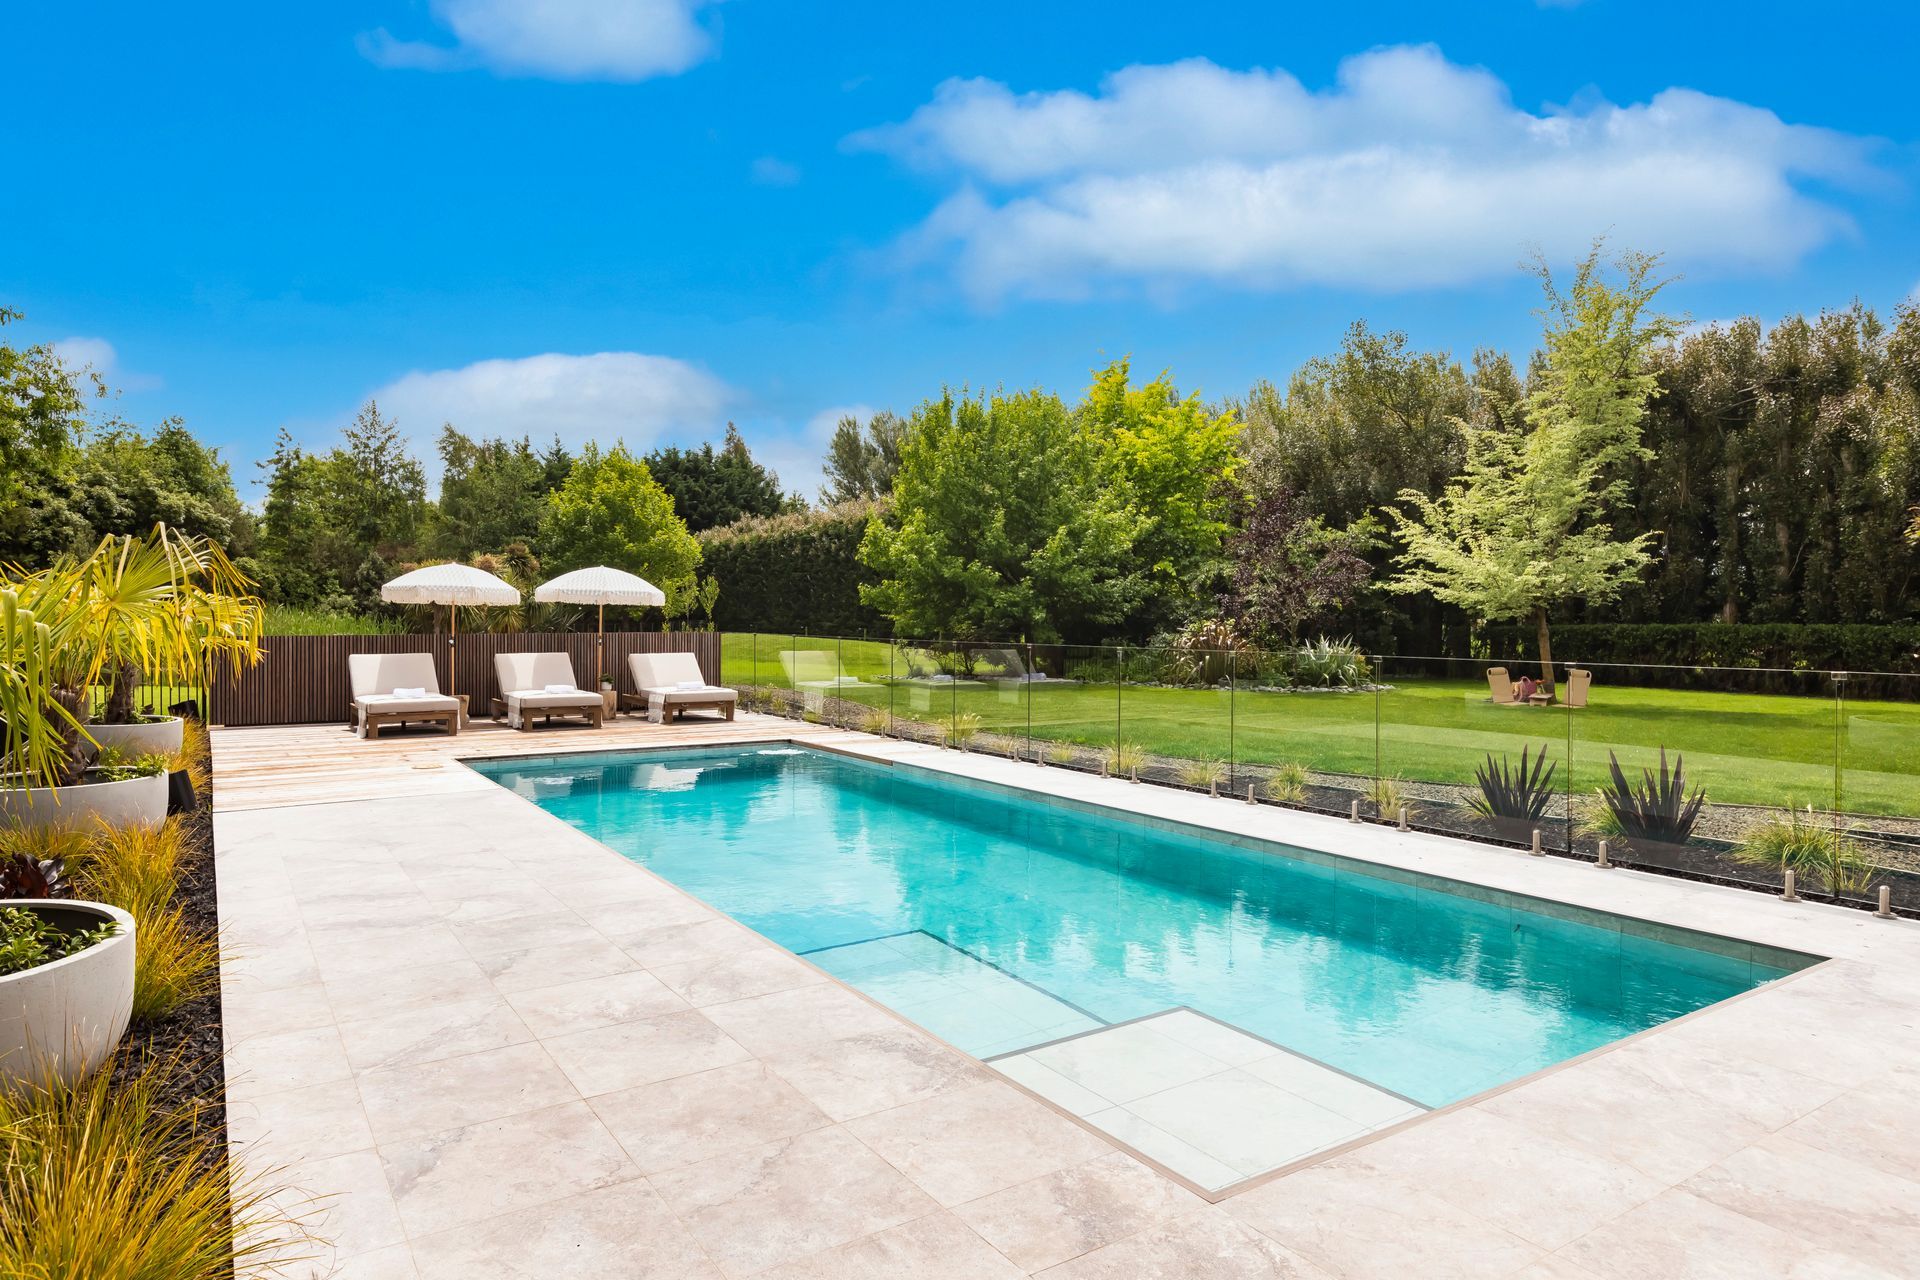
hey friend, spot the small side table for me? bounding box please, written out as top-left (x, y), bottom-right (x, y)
top-left (1527, 692), bottom-right (1554, 706)
top-left (456, 693), bottom-right (470, 727)
top-left (601, 688), bottom-right (620, 718)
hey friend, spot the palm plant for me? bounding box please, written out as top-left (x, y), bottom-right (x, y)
top-left (5, 526), bottom-right (262, 790)
top-left (1469, 744), bottom-right (1559, 823)
top-left (1598, 749), bottom-right (1706, 845)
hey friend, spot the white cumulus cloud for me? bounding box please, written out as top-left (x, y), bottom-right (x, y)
top-left (360, 0), bottom-right (719, 82)
top-left (371, 351), bottom-right (736, 454)
top-left (847, 46), bottom-right (1878, 302)
top-left (51, 335), bottom-right (163, 392)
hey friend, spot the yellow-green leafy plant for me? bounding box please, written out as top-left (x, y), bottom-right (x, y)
top-left (1043, 739), bottom-right (1078, 766)
top-left (1368, 775), bottom-right (1409, 818)
top-left (0, 1053), bottom-right (306, 1278)
top-left (124, 909), bottom-right (219, 1022)
top-left (168, 718), bottom-right (211, 793)
top-left (1733, 806), bottom-right (1875, 896)
top-left (1176, 757), bottom-right (1228, 789)
top-left (946, 712), bottom-right (981, 748)
top-left (5, 525), bottom-right (262, 789)
top-left (72, 821), bottom-right (187, 924)
top-left (1265, 762), bottom-right (1310, 804)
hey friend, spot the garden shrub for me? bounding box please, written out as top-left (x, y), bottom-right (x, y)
top-left (698, 501), bottom-right (890, 635)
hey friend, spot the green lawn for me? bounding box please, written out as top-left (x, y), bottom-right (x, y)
top-left (720, 634), bottom-right (1920, 817)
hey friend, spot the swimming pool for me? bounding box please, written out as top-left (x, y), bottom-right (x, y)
top-left (473, 744), bottom-right (1816, 1187)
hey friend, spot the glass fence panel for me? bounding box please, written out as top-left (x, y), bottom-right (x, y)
top-left (1227, 644), bottom-right (1371, 820)
top-left (945, 641), bottom-right (1031, 759)
top-left (720, 631), bottom-right (757, 689)
top-left (1375, 654), bottom-right (1570, 850)
top-left (1023, 644), bottom-right (1113, 775)
top-left (884, 637), bottom-right (954, 745)
top-left (1837, 670), bottom-right (1920, 913)
top-left (1116, 642), bottom-right (1233, 793)
top-left (817, 635), bottom-right (892, 729)
top-left (1569, 663), bottom-right (1835, 891)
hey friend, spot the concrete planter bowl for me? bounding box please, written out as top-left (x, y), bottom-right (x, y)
top-left (87, 715), bottom-right (185, 759)
top-left (0, 770), bottom-right (168, 833)
top-left (0, 900), bottom-right (136, 1088)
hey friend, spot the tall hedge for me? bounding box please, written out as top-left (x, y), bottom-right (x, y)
top-left (1484, 622), bottom-right (1920, 680)
top-left (698, 500), bottom-right (890, 635)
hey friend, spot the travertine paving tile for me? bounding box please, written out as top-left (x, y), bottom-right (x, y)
top-left (954, 1151), bottom-right (1204, 1273)
top-left (322, 957), bottom-right (495, 1022)
top-left (229, 1077), bottom-right (374, 1168)
top-left (504, 967), bottom-right (690, 1038)
top-left (355, 1041), bottom-right (579, 1145)
top-left (758, 1210), bottom-right (1026, 1280)
top-left (846, 1080), bottom-right (1109, 1207)
top-left (651, 946), bottom-right (829, 1007)
top-left (227, 1024), bottom-right (353, 1101)
top-left (763, 1025), bottom-right (992, 1122)
top-left (408, 1182), bottom-right (721, 1280)
top-left (592, 1060), bottom-right (833, 1175)
top-left (649, 1127), bottom-right (939, 1277)
top-left (1682, 1134), bottom-right (1920, 1275)
top-left (475, 934), bottom-right (642, 993)
top-left (335, 996), bottom-right (534, 1072)
top-left (1557, 1188), bottom-right (1902, 1280)
top-left (220, 978), bottom-right (335, 1037)
top-left (274, 1149), bottom-right (407, 1262)
top-left (1223, 1156), bottom-right (1542, 1279)
top-left (541, 1007), bottom-right (754, 1097)
top-left (380, 1101), bottom-right (642, 1238)
top-left (1035, 1205), bottom-right (1335, 1279)
top-left (699, 980), bottom-right (901, 1055)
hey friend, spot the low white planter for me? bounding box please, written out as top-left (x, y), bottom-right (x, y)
top-left (87, 715), bottom-right (184, 759)
top-left (0, 900), bottom-right (136, 1088)
top-left (0, 770), bottom-right (168, 833)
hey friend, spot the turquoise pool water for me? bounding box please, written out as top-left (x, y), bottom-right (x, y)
top-left (471, 745), bottom-right (1814, 1107)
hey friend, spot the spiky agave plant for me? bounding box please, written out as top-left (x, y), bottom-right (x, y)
top-left (1469, 744), bottom-right (1559, 823)
top-left (1599, 749), bottom-right (1706, 845)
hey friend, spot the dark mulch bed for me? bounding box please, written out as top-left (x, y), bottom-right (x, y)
top-left (108, 739), bottom-right (227, 1161)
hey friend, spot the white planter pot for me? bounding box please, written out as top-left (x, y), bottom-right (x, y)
top-left (0, 770), bottom-right (168, 833)
top-left (0, 900), bottom-right (136, 1088)
top-left (87, 716), bottom-right (185, 759)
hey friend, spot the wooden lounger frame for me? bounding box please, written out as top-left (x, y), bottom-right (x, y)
top-left (619, 691), bottom-right (735, 723)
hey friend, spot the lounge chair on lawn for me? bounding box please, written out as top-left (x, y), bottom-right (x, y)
top-left (1486, 666), bottom-right (1517, 705)
top-left (1564, 667), bottom-right (1593, 708)
top-left (348, 652), bottom-right (461, 740)
top-left (624, 652), bottom-right (737, 724)
top-left (492, 652), bottom-right (605, 731)
top-left (780, 649), bottom-right (878, 690)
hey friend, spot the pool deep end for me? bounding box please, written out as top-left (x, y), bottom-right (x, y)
top-left (472, 745), bottom-right (1817, 1108)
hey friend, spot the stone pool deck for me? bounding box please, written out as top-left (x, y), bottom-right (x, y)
top-left (214, 713), bottom-right (1920, 1278)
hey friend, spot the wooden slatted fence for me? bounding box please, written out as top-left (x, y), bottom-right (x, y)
top-left (207, 631), bottom-right (722, 727)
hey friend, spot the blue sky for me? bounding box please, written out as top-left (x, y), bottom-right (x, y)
top-left (7, 1), bottom-right (1917, 498)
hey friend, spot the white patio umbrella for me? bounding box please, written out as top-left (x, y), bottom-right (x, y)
top-left (533, 565), bottom-right (666, 684)
top-left (379, 563), bottom-right (521, 698)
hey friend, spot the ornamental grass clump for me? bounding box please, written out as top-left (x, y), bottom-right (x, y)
top-left (1175, 757), bottom-right (1229, 790)
top-left (1734, 806), bottom-right (1874, 897)
top-left (67, 820), bottom-right (216, 1022)
top-left (0, 1053), bottom-right (304, 1279)
top-left (1109, 742), bottom-right (1148, 777)
top-left (1264, 762), bottom-right (1310, 804)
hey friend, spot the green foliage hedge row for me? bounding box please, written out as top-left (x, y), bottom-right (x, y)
top-left (698, 500), bottom-right (890, 635)
top-left (1485, 623), bottom-right (1920, 678)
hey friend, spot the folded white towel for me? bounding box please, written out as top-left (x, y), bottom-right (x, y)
top-left (543, 683), bottom-right (578, 694)
top-left (675, 680), bottom-right (706, 691)
top-left (391, 687), bottom-right (427, 699)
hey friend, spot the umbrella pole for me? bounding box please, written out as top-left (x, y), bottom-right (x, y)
top-left (449, 601), bottom-right (457, 699)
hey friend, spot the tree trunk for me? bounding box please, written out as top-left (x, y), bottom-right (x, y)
top-left (105, 660), bottom-right (141, 725)
top-left (51, 686), bottom-right (96, 787)
top-left (1534, 606), bottom-right (1556, 699)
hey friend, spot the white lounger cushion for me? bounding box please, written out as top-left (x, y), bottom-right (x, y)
top-left (348, 652), bottom-right (446, 700)
top-left (629, 652), bottom-right (713, 691)
top-left (494, 652), bottom-right (587, 699)
top-left (354, 694), bottom-right (459, 715)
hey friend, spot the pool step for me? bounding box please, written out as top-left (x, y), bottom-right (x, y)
top-left (989, 1009), bottom-right (1427, 1194)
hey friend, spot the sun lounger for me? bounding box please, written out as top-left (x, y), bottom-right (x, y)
top-left (623, 652), bottom-right (737, 724)
top-left (1486, 666), bottom-right (1517, 705)
top-left (347, 652), bottom-right (462, 739)
top-left (779, 649), bottom-right (877, 689)
top-left (1564, 668), bottom-right (1592, 708)
top-left (492, 652), bottom-right (605, 731)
